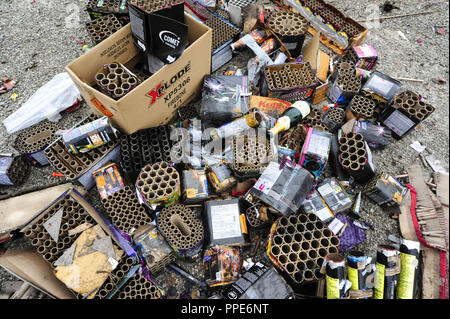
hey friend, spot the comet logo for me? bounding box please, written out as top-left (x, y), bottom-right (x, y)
top-left (159, 30), bottom-right (180, 49)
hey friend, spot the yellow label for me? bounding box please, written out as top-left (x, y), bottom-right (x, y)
top-left (326, 275), bottom-right (340, 299)
top-left (185, 188), bottom-right (196, 198)
top-left (348, 266), bottom-right (359, 291)
top-left (239, 214), bottom-right (248, 234)
top-left (397, 253), bottom-right (416, 299)
top-left (96, 175), bottom-right (105, 187)
top-left (374, 262), bottom-right (385, 299)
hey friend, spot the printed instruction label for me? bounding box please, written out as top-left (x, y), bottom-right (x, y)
top-left (210, 203), bottom-right (242, 240)
top-left (253, 162), bottom-right (281, 195)
top-left (383, 110), bottom-right (415, 137)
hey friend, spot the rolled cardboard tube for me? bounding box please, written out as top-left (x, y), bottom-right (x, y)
top-left (304, 269), bottom-right (314, 280)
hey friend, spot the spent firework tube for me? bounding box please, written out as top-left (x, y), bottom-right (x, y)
top-left (347, 250), bottom-right (369, 291)
top-left (396, 239), bottom-right (420, 299)
top-left (231, 29), bottom-right (267, 51)
top-left (374, 244), bottom-right (399, 299)
top-left (325, 253), bottom-right (346, 299)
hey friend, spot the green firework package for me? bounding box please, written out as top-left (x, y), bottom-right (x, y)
top-left (245, 159), bottom-right (315, 216)
top-left (61, 116), bottom-right (118, 154)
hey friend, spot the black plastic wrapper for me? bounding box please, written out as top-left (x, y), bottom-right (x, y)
top-left (397, 239), bottom-right (420, 299)
top-left (200, 75), bottom-right (250, 128)
top-left (222, 260), bottom-right (294, 299)
top-left (325, 253), bottom-right (346, 299)
top-left (374, 244), bottom-right (399, 299)
top-left (352, 121), bottom-right (392, 149)
top-left (247, 159), bottom-right (315, 216)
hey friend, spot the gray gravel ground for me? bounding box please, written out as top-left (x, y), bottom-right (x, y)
top-left (0, 0), bottom-right (448, 298)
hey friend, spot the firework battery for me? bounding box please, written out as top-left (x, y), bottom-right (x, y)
top-left (181, 169), bottom-right (210, 204)
top-left (0, 154), bottom-right (30, 186)
top-left (327, 70), bottom-right (361, 104)
top-left (361, 71), bottom-right (401, 103)
top-left (156, 203), bottom-right (204, 258)
top-left (204, 199), bottom-right (248, 246)
top-left (86, 0), bottom-right (130, 26)
top-left (347, 250), bottom-right (370, 292)
top-left (263, 62), bottom-right (318, 103)
top-left (61, 116), bottom-right (118, 154)
top-left (301, 190), bottom-right (334, 224)
top-left (135, 162), bottom-right (181, 208)
top-left (374, 244), bottom-right (400, 299)
top-left (13, 120), bottom-right (60, 166)
top-left (206, 162), bottom-right (237, 193)
top-left (246, 159), bottom-right (315, 216)
top-left (379, 90), bottom-right (435, 139)
top-left (86, 14), bottom-right (123, 44)
top-left (363, 173), bottom-right (407, 207)
top-left (321, 107), bottom-right (345, 132)
top-left (92, 163), bottom-right (125, 200)
top-left (203, 245), bottom-right (243, 287)
top-left (299, 127), bottom-right (332, 178)
top-left (325, 253), bottom-right (347, 299)
top-left (397, 239), bottom-right (420, 299)
top-left (317, 178), bottom-right (353, 214)
top-left (227, 0), bottom-right (258, 27)
top-left (352, 121), bottom-right (392, 149)
top-left (133, 224), bottom-right (176, 274)
top-left (267, 10), bottom-right (309, 57)
top-left (222, 260), bottom-right (294, 299)
top-left (127, 1), bottom-right (188, 64)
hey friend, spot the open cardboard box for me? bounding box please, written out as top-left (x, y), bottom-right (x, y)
top-left (0, 186), bottom-right (136, 299)
top-left (66, 13), bottom-right (212, 135)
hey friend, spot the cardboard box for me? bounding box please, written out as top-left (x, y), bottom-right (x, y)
top-left (66, 14), bottom-right (212, 135)
top-left (13, 187), bottom-right (137, 298)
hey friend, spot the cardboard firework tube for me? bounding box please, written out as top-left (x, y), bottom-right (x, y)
top-left (107, 72), bottom-right (119, 85)
top-left (396, 239), bottom-right (420, 299)
top-left (346, 250), bottom-right (368, 291)
top-left (325, 253), bottom-right (346, 299)
top-left (374, 244), bottom-right (399, 299)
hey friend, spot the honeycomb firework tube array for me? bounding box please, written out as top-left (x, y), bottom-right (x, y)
top-left (120, 125), bottom-right (172, 183)
top-left (0, 155), bottom-right (31, 186)
top-left (94, 62), bottom-right (140, 100)
top-left (23, 193), bottom-right (97, 265)
top-left (321, 107), bottom-right (345, 131)
top-left (14, 120), bottom-right (60, 166)
top-left (205, 14), bottom-right (241, 51)
top-left (135, 162), bottom-right (180, 207)
top-left (117, 272), bottom-right (163, 299)
top-left (348, 94), bottom-right (377, 120)
top-left (128, 0), bottom-right (182, 12)
top-left (101, 186), bottom-right (152, 234)
top-left (177, 104), bottom-right (199, 121)
top-left (267, 213), bottom-right (340, 285)
top-left (335, 62), bottom-right (361, 93)
top-left (93, 255), bottom-right (136, 299)
top-left (44, 114), bottom-right (118, 181)
top-left (391, 90), bottom-right (435, 123)
top-left (268, 11), bottom-right (309, 55)
top-left (338, 132), bottom-right (375, 183)
top-left (86, 0), bottom-right (129, 14)
top-left (86, 14), bottom-right (122, 44)
top-left (156, 204), bottom-right (204, 257)
top-left (264, 63), bottom-right (316, 91)
top-left (232, 134), bottom-right (272, 177)
top-left (300, 108), bottom-right (330, 132)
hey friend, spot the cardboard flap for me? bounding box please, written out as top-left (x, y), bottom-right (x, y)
top-left (302, 32), bottom-right (330, 83)
top-left (302, 32), bottom-right (320, 70)
top-left (0, 183), bottom-right (79, 236)
top-left (0, 247), bottom-right (75, 299)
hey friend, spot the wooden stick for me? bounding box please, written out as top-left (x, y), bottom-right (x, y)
top-left (357, 10), bottom-right (439, 23)
top-left (393, 77), bottom-right (425, 83)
